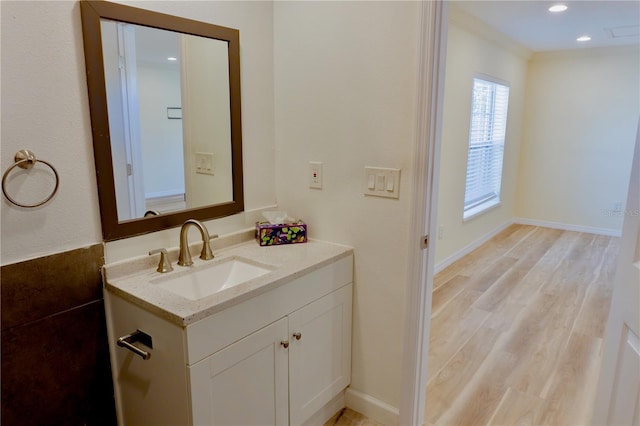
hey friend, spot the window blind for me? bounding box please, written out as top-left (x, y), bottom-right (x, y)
top-left (464, 78), bottom-right (510, 214)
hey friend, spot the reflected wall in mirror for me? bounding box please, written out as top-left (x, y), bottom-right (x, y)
top-left (80, 0), bottom-right (243, 241)
top-left (101, 22), bottom-right (233, 221)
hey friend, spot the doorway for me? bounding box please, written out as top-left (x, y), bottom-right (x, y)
top-left (402, 1), bottom-right (639, 424)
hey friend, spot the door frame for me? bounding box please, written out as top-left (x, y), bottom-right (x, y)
top-left (592, 119), bottom-right (640, 424)
top-left (400, 1), bottom-right (449, 425)
top-left (116, 22), bottom-right (146, 218)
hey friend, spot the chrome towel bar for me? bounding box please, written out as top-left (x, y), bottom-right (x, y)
top-left (117, 330), bottom-right (153, 360)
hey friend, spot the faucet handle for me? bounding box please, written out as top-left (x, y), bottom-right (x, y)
top-left (149, 248), bottom-right (174, 273)
top-left (200, 234), bottom-right (218, 261)
top-left (200, 234), bottom-right (218, 260)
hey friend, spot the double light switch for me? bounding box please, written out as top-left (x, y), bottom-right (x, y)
top-left (364, 167), bottom-right (400, 199)
top-left (195, 152), bottom-right (215, 175)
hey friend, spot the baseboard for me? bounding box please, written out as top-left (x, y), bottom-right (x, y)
top-left (345, 388), bottom-right (399, 426)
top-left (303, 391), bottom-right (345, 426)
top-left (434, 220), bottom-right (514, 274)
top-left (513, 217), bottom-right (622, 237)
top-left (145, 193), bottom-right (186, 214)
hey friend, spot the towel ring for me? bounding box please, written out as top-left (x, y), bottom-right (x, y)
top-left (2, 150), bottom-right (59, 208)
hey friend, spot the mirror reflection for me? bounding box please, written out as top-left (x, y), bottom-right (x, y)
top-left (100, 20), bottom-right (233, 222)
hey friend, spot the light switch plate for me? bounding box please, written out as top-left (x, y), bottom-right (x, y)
top-left (364, 167), bottom-right (400, 199)
top-left (195, 152), bottom-right (214, 175)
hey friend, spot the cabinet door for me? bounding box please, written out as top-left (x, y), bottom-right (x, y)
top-left (288, 284), bottom-right (352, 425)
top-left (189, 318), bottom-right (289, 426)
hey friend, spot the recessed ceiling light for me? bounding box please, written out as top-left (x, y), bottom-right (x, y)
top-left (167, 57), bottom-right (177, 61)
top-left (576, 35), bottom-right (592, 42)
top-left (548, 4), bottom-right (568, 13)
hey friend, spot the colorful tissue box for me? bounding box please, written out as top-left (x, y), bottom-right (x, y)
top-left (255, 221), bottom-right (307, 246)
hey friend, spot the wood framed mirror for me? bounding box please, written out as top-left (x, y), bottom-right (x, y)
top-left (80, 0), bottom-right (243, 241)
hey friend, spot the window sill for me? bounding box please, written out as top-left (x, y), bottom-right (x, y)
top-left (463, 199), bottom-right (501, 222)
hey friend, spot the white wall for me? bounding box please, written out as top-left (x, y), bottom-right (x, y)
top-left (516, 47), bottom-right (639, 233)
top-left (1, 1), bottom-right (276, 265)
top-left (1, 1), bottom-right (103, 265)
top-left (181, 35), bottom-right (232, 208)
top-left (434, 7), bottom-right (530, 266)
top-left (137, 63), bottom-right (185, 197)
top-left (3, 0), bottom-right (420, 418)
top-left (274, 1), bottom-right (419, 416)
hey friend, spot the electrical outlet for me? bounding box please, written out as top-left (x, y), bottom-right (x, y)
top-left (438, 225), bottom-right (444, 240)
top-left (309, 162), bottom-right (323, 189)
top-left (613, 201), bottom-right (623, 212)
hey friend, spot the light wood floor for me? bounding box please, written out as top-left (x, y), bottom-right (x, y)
top-left (425, 224), bottom-right (619, 426)
top-left (324, 408), bottom-right (385, 426)
top-left (323, 225), bottom-right (618, 426)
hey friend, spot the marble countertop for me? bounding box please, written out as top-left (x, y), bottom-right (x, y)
top-left (103, 233), bottom-right (353, 327)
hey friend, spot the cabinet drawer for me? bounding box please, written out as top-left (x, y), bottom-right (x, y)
top-left (186, 254), bottom-right (353, 365)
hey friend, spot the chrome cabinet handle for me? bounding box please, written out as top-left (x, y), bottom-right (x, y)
top-left (293, 332), bottom-right (302, 340)
top-left (117, 330), bottom-right (153, 360)
top-left (280, 340), bottom-right (289, 349)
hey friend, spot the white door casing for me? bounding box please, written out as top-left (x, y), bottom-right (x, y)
top-left (101, 21), bottom-right (146, 220)
top-left (593, 119), bottom-right (640, 425)
top-left (117, 23), bottom-right (146, 219)
top-left (400, 1), bottom-right (449, 425)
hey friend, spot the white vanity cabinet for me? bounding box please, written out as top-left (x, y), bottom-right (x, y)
top-left (189, 285), bottom-right (352, 425)
top-left (105, 253), bottom-right (353, 426)
top-left (189, 317), bottom-right (290, 426)
top-left (288, 285), bottom-right (352, 424)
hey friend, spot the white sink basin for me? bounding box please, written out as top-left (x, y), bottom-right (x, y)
top-left (152, 257), bottom-right (274, 301)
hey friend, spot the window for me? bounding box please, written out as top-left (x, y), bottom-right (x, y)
top-left (463, 77), bottom-right (510, 219)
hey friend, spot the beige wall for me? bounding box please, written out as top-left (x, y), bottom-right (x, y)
top-left (3, 0), bottom-right (421, 417)
top-left (1, 1), bottom-right (103, 264)
top-left (1, 1), bottom-right (276, 265)
top-left (137, 63), bottom-right (184, 198)
top-left (7, 0), bottom-right (634, 421)
top-left (516, 47), bottom-right (639, 232)
top-left (274, 1), bottom-right (419, 414)
top-left (434, 8), bottom-right (638, 268)
top-left (181, 36), bottom-right (233, 208)
top-left (435, 8), bottom-right (529, 266)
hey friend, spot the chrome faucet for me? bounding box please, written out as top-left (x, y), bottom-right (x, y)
top-left (177, 219), bottom-right (217, 266)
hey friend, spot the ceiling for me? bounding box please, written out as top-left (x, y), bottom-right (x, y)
top-left (454, 0), bottom-right (640, 51)
top-left (134, 24), bottom-right (181, 66)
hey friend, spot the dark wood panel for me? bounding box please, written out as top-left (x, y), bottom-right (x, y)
top-left (1, 300), bottom-right (116, 426)
top-left (1, 243), bottom-right (115, 425)
top-left (1, 244), bottom-right (104, 330)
